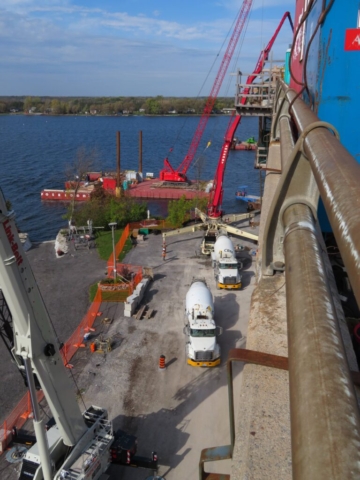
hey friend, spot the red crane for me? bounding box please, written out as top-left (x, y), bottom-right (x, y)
top-left (207, 11), bottom-right (294, 218)
top-left (159, 0), bottom-right (253, 183)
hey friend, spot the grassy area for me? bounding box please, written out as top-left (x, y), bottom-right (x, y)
top-left (95, 229), bottom-right (124, 261)
top-left (118, 236), bottom-right (133, 262)
top-left (89, 282), bottom-right (99, 302)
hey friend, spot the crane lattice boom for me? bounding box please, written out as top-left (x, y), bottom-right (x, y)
top-left (207, 11), bottom-right (293, 218)
top-left (160, 0), bottom-right (253, 183)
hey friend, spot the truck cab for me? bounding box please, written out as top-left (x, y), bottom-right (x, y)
top-left (214, 257), bottom-right (242, 290)
top-left (184, 279), bottom-right (222, 367)
top-left (211, 234), bottom-right (242, 290)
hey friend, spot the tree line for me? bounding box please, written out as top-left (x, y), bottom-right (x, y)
top-left (0, 96), bottom-right (235, 115)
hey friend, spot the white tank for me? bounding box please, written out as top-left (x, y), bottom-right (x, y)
top-left (213, 235), bottom-right (235, 261)
top-left (185, 280), bottom-right (214, 320)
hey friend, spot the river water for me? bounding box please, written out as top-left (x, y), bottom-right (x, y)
top-left (0, 114), bottom-right (261, 241)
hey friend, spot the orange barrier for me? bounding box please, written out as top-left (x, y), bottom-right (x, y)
top-left (159, 355), bottom-right (166, 370)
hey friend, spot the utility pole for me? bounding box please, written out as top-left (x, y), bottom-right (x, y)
top-left (108, 222), bottom-right (117, 282)
top-left (116, 131), bottom-right (121, 198)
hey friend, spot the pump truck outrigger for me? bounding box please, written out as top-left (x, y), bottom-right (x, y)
top-left (0, 187), bottom-right (157, 480)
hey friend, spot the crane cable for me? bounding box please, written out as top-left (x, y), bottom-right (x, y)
top-left (203, 3), bottom-right (253, 160)
top-left (166, 3), bottom-right (250, 162)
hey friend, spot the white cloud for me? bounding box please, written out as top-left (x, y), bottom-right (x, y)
top-left (0, 1), bottom-right (294, 96)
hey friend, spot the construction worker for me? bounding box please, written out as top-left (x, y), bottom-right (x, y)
top-left (162, 246), bottom-right (166, 261)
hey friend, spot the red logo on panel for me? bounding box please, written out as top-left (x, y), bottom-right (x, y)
top-left (345, 29), bottom-right (360, 51)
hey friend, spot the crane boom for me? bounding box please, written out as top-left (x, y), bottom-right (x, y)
top-left (0, 188), bottom-right (115, 480)
top-left (0, 194), bottom-right (86, 446)
top-left (207, 11), bottom-right (293, 218)
top-left (159, 0), bottom-right (253, 183)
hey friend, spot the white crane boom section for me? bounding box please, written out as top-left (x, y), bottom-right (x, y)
top-left (0, 189), bottom-right (87, 447)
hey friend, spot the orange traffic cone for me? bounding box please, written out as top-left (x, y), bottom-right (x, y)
top-left (159, 355), bottom-right (166, 370)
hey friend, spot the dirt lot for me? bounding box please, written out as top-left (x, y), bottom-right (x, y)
top-left (1, 221), bottom-right (258, 480)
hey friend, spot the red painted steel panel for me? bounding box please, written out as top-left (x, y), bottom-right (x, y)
top-left (345, 29), bottom-right (360, 50)
top-left (290, 0), bottom-right (306, 93)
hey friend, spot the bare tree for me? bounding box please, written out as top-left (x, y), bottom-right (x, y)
top-left (64, 147), bottom-right (99, 182)
top-left (65, 147), bottom-right (100, 223)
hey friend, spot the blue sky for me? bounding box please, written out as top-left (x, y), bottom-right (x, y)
top-left (1, 0), bottom-right (295, 97)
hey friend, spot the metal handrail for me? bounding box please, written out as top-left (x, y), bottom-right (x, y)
top-left (265, 79), bottom-right (360, 479)
top-left (200, 78), bottom-right (360, 479)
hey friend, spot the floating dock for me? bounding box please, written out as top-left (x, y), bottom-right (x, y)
top-left (41, 179), bottom-right (209, 202)
top-left (41, 188), bottom-right (92, 202)
top-left (125, 179), bottom-right (208, 200)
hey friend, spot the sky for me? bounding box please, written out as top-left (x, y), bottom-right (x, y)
top-left (1, 0), bottom-right (295, 97)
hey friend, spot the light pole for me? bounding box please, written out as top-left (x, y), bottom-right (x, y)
top-left (108, 222), bottom-right (117, 282)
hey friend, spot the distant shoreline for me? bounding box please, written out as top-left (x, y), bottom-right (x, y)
top-left (2, 112), bottom-right (233, 117)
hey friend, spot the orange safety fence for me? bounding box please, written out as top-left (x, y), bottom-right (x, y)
top-left (0, 288), bottom-right (103, 450)
top-left (60, 288), bottom-right (102, 364)
top-left (0, 390), bottom-right (45, 448)
top-left (107, 224), bottom-right (130, 269)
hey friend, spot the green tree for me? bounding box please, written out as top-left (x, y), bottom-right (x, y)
top-left (70, 195), bottom-right (147, 229)
top-left (24, 96), bottom-right (33, 112)
top-left (167, 195), bottom-right (193, 227)
top-left (167, 195), bottom-right (208, 227)
top-left (51, 99), bottom-right (64, 114)
top-left (145, 98), bottom-right (161, 115)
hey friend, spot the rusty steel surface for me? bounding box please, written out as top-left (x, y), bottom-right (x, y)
top-left (283, 203), bottom-right (360, 480)
top-left (199, 446), bottom-right (231, 480)
top-left (227, 348), bottom-right (289, 452)
top-left (228, 348), bottom-right (288, 370)
top-left (283, 81), bottom-right (360, 309)
top-left (199, 348), bottom-right (289, 479)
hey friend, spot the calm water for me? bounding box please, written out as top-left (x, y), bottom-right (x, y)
top-left (0, 115), bottom-right (261, 241)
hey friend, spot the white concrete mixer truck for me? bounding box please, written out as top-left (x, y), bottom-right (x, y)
top-left (183, 279), bottom-right (222, 367)
top-left (211, 234), bottom-right (242, 290)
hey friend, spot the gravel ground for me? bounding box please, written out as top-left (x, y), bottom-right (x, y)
top-left (75, 224), bottom-right (257, 480)
top-left (0, 220), bottom-right (259, 480)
